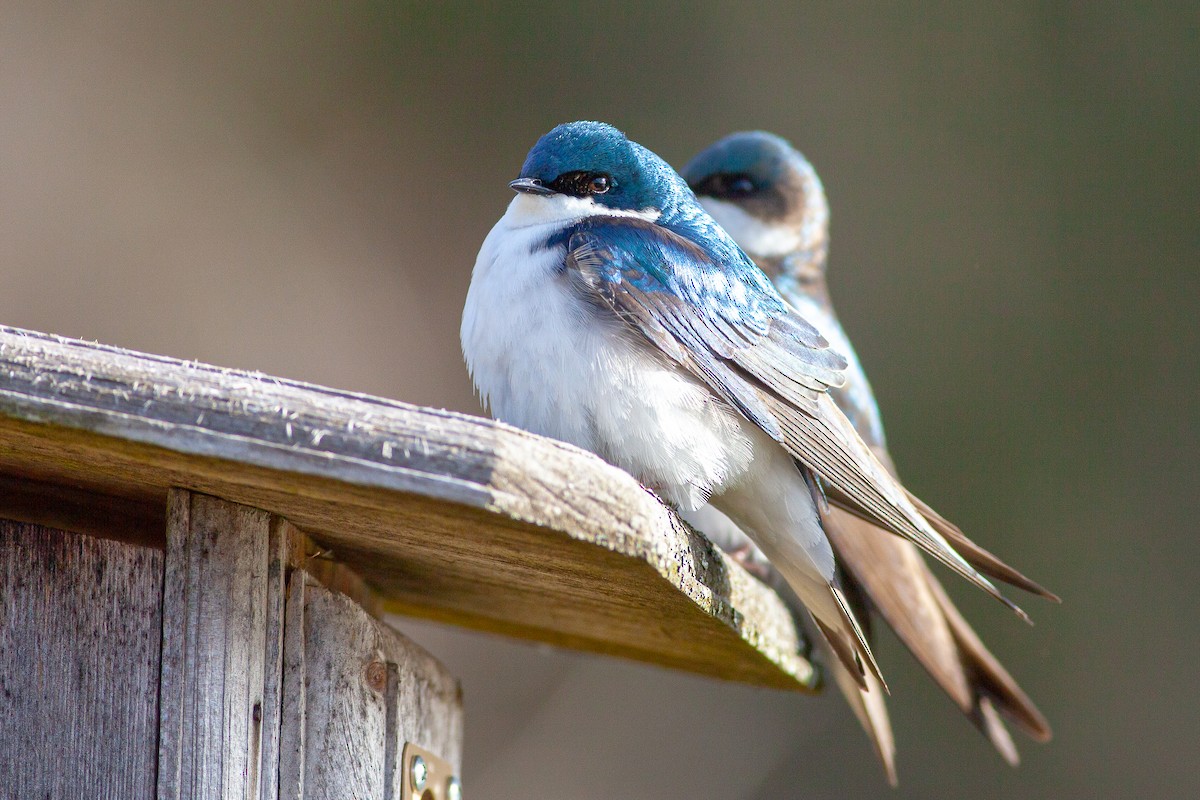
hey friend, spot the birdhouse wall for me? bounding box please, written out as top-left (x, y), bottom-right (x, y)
top-left (0, 490), bottom-right (462, 799)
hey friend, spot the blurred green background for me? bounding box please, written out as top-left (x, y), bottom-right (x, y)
top-left (2, 2), bottom-right (1195, 797)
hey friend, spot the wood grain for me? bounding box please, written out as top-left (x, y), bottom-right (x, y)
top-left (293, 578), bottom-right (392, 799)
top-left (0, 520), bottom-right (163, 799)
top-left (377, 612), bottom-right (464, 774)
top-left (259, 517), bottom-right (294, 800)
top-left (278, 570), bottom-right (309, 800)
top-left (157, 490), bottom-right (273, 800)
top-left (282, 571), bottom-right (463, 800)
top-left (0, 325), bottom-right (815, 691)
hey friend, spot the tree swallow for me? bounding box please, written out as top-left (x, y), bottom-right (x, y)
top-left (462, 121), bottom-right (1041, 726)
top-left (683, 131), bottom-right (1056, 777)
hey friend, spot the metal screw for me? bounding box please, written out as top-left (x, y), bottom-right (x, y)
top-left (410, 755), bottom-right (427, 792)
top-left (447, 776), bottom-right (462, 800)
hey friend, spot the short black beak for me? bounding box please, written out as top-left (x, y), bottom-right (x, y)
top-left (509, 177), bottom-right (555, 196)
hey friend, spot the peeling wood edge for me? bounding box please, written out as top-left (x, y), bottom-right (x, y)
top-left (0, 389), bottom-right (491, 509)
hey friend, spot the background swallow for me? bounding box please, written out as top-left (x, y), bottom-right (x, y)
top-left (683, 131), bottom-right (1058, 781)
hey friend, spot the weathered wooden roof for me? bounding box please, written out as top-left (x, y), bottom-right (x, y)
top-left (0, 325), bottom-right (816, 691)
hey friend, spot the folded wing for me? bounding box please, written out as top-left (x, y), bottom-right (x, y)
top-left (565, 217), bottom-right (1028, 617)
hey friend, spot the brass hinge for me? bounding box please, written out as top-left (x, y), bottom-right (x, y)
top-left (400, 742), bottom-right (461, 800)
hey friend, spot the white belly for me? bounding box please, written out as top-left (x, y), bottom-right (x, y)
top-left (461, 197), bottom-right (755, 510)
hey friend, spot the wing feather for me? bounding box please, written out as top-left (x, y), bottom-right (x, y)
top-left (564, 217), bottom-right (1026, 618)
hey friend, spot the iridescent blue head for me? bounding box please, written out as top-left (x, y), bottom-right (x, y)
top-left (511, 121), bottom-right (695, 219)
top-left (682, 131), bottom-right (829, 267)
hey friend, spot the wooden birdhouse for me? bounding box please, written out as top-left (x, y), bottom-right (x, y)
top-left (0, 325), bottom-right (814, 798)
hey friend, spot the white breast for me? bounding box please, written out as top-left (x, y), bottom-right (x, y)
top-left (699, 197), bottom-right (804, 259)
top-left (460, 195), bottom-right (756, 510)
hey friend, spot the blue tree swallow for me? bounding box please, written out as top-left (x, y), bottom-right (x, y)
top-left (683, 131), bottom-right (1056, 777)
top-left (461, 121), bottom-right (1044, 731)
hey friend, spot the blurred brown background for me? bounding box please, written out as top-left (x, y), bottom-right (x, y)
top-left (2, 2), bottom-right (1196, 798)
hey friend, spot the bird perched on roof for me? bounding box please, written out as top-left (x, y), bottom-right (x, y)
top-left (461, 122), bottom-right (1051, 780)
top-left (681, 130), bottom-right (1056, 780)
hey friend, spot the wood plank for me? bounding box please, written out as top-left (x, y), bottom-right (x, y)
top-left (259, 517), bottom-right (293, 800)
top-left (285, 574), bottom-right (462, 800)
top-left (278, 570), bottom-right (308, 800)
top-left (0, 325), bottom-right (815, 691)
top-left (0, 520), bottom-right (163, 799)
top-left (377, 622), bottom-right (464, 777)
top-left (157, 490), bottom-right (272, 800)
top-left (293, 577), bottom-right (391, 799)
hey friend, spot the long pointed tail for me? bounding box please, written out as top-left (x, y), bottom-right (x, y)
top-left (927, 568), bottom-right (1053, 743)
top-left (825, 506), bottom-right (1051, 761)
top-left (765, 555), bottom-right (884, 693)
top-left (826, 642), bottom-right (898, 785)
top-left (906, 490), bottom-right (1060, 603)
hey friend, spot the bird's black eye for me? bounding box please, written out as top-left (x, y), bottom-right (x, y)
top-left (728, 175), bottom-right (755, 195)
top-left (695, 172), bottom-right (757, 199)
top-left (549, 171), bottom-right (616, 198)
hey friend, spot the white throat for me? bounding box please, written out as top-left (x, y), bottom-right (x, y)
top-left (698, 196), bottom-right (802, 259)
top-left (502, 193), bottom-right (660, 229)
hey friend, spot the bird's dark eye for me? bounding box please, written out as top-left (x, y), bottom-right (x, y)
top-left (695, 172), bottom-right (757, 199)
top-left (549, 171), bottom-right (616, 198)
top-left (728, 176), bottom-right (755, 195)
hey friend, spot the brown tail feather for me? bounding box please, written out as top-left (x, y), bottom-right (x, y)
top-left (905, 490), bottom-right (1060, 603)
top-left (977, 697), bottom-right (1021, 767)
top-left (810, 579), bottom-right (888, 695)
top-left (821, 490), bottom-right (1032, 623)
top-left (833, 582), bottom-right (888, 692)
top-left (812, 616), bottom-right (865, 688)
top-left (926, 571), bottom-right (1053, 742)
top-left (806, 585), bottom-right (892, 695)
top-left (799, 465), bottom-right (888, 693)
top-left (825, 506), bottom-right (1050, 762)
top-left (826, 644), bottom-right (899, 786)
top-left (825, 509), bottom-right (972, 704)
